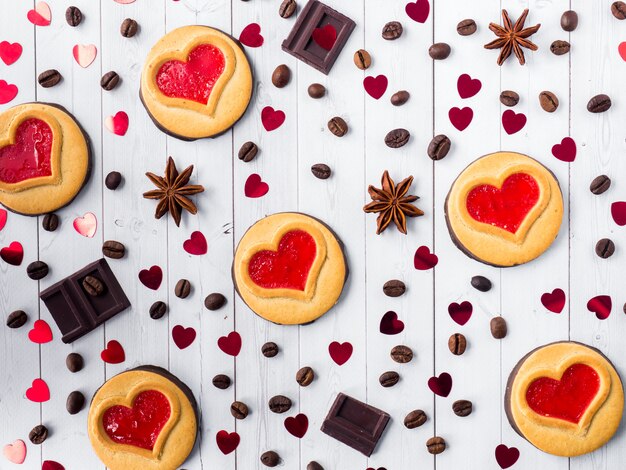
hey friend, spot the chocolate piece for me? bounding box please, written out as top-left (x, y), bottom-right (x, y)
top-left (40, 258), bottom-right (130, 343)
top-left (282, 0), bottom-right (356, 75)
top-left (320, 393), bottom-right (390, 457)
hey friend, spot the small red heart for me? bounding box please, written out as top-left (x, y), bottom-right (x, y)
top-left (105, 111), bottom-right (129, 136)
top-left (328, 341), bottom-right (353, 366)
top-left (239, 23), bottom-right (264, 48)
top-left (611, 201), bottom-right (626, 226)
top-left (216, 430), bottom-right (240, 455)
top-left (414, 245), bottom-right (438, 270)
top-left (428, 372), bottom-right (452, 397)
top-left (379, 311), bottom-right (404, 335)
top-left (448, 301), bottom-right (472, 326)
top-left (457, 73), bottom-right (482, 99)
top-left (27, 2), bottom-right (51, 27)
top-left (587, 295), bottom-right (611, 320)
top-left (363, 75), bottom-right (388, 100)
top-left (0, 41), bottom-right (23, 65)
top-left (405, 0), bottom-right (430, 23)
top-left (541, 288), bottom-right (566, 313)
top-left (284, 413), bottom-right (308, 438)
top-left (0, 80), bottom-right (18, 105)
top-left (502, 110), bottom-right (527, 135)
top-left (183, 231), bottom-right (207, 255)
top-left (42, 461), bottom-right (65, 470)
top-left (261, 106), bottom-right (285, 131)
top-left (551, 137), bottom-right (576, 162)
top-left (619, 42), bottom-right (626, 61)
top-left (101, 340), bottom-right (125, 364)
top-left (1, 241), bottom-right (23, 266)
top-left (0, 209), bottom-right (7, 231)
top-left (172, 325), bottom-right (196, 349)
top-left (26, 378), bottom-right (50, 402)
top-left (448, 106), bottom-right (473, 131)
top-left (139, 265), bottom-right (163, 290)
top-left (218, 331), bottom-right (242, 356)
top-left (28, 320), bottom-right (53, 344)
top-left (312, 24), bottom-right (337, 50)
top-left (495, 444), bottom-right (520, 469)
top-left (244, 173), bottom-right (269, 198)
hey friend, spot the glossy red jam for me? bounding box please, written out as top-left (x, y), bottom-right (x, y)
top-left (466, 173), bottom-right (539, 234)
top-left (102, 390), bottom-right (171, 450)
top-left (248, 230), bottom-right (317, 291)
top-left (156, 44), bottom-right (226, 105)
top-left (0, 118), bottom-right (53, 184)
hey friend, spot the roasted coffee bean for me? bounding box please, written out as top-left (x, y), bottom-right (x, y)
top-left (550, 40), bottom-right (570, 55)
top-left (448, 333), bottom-right (467, 355)
top-left (204, 292), bottom-right (226, 310)
top-left (311, 163), bottom-right (331, 180)
top-left (279, 0), bottom-right (296, 18)
top-left (385, 128), bottom-right (410, 148)
top-left (105, 170), bottom-right (122, 190)
top-left (175, 279), bottom-right (191, 299)
top-left (595, 238), bottom-right (615, 259)
top-left (426, 436), bottom-right (446, 455)
top-left (587, 94), bottom-right (612, 113)
top-left (379, 371), bottom-right (400, 387)
top-left (452, 399), bottom-right (473, 417)
top-left (500, 90), bottom-right (519, 107)
top-left (66, 352), bottom-right (84, 372)
top-left (383, 279), bottom-right (406, 297)
top-left (429, 42), bottom-right (451, 60)
top-left (65, 6), bottom-right (82, 26)
top-left (328, 117), bottom-right (348, 137)
top-left (404, 409), bottom-right (427, 429)
top-left (42, 213), bottom-right (59, 232)
top-left (490, 317), bottom-right (507, 339)
top-left (149, 301), bottom-right (167, 319)
top-left (539, 91), bottom-right (559, 113)
top-left (261, 341), bottom-right (279, 358)
top-left (120, 18), bottom-right (139, 37)
top-left (590, 175), bottom-right (611, 194)
top-left (382, 21), bottom-right (403, 40)
top-left (296, 366), bottom-right (315, 386)
top-left (390, 345), bottom-right (413, 363)
top-left (238, 141), bottom-right (259, 162)
top-left (38, 69), bottom-right (62, 88)
top-left (83, 275), bottom-right (105, 296)
top-left (268, 395), bottom-right (292, 413)
top-left (471, 275), bottom-right (492, 292)
top-left (561, 10), bottom-right (578, 31)
top-left (261, 450), bottom-right (280, 467)
top-left (308, 83), bottom-right (326, 99)
top-left (272, 64), bottom-right (291, 88)
top-left (353, 49), bottom-right (372, 70)
top-left (212, 374), bottom-right (231, 389)
top-left (457, 18), bottom-right (477, 36)
top-left (231, 401), bottom-right (249, 419)
top-left (391, 90), bottom-right (410, 106)
top-left (612, 1), bottom-right (626, 19)
top-left (6, 310), bottom-right (28, 329)
top-left (66, 391), bottom-right (85, 415)
top-left (101, 71), bottom-right (120, 91)
top-left (27, 261), bottom-right (49, 280)
top-left (428, 134), bottom-right (451, 160)
top-left (29, 424), bottom-right (48, 445)
top-left (102, 240), bottom-right (125, 259)
top-left (307, 462), bottom-right (324, 470)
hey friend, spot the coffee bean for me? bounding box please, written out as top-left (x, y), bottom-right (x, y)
top-left (212, 374), bottom-right (231, 389)
top-left (261, 341), bottom-right (279, 358)
top-left (595, 238), bottom-right (615, 259)
top-left (101, 71), bottom-right (120, 91)
top-left (308, 83), bottom-right (326, 99)
top-left (391, 90), bottom-right (410, 106)
top-left (328, 117), bottom-right (348, 137)
top-left (385, 128), bottom-right (410, 148)
top-left (426, 436), bottom-right (446, 455)
top-left (590, 175), bottom-right (611, 194)
top-left (231, 401), bottom-right (249, 420)
top-left (382, 21), bottom-right (403, 40)
top-left (383, 279), bottom-right (406, 297)
top-left (238, 141), bottom-right (259, 162)
top-left (66, 391), bottom-right (85, 415)
top-left (448, 333), bottom-right (467, 355)
top-left (404, 409), bottom-right (427, 429)
top-left (427, 134), bottom-right (451, 160)
top-left (66, 352), bottom-right (84, 373)
top-left (612, 1), bottom-right (626, 19)
top-left (279, 0), bottom-right (296, 18)
top-left (311, 163), bottom-right (331, 180)
top-left (457, 18), bottom-right (477, 36)
top-left (102, 240), bottom-right (125, 259)
top-left (149, 301), bottom-right (167, 319)
top-left (539, 91), bottom-right (559, 113)
top-left (379, 371), bottom-right (400, 387)
top-left (42, 213), bottom-right (59, 232)
top-left (261, 450), bottom-right (280, 467)
top-left (390, 345), bottom-right (413, 363)
top-left (353, 49), bottom-right (372, 70)
top-left (105, 170), bottom-right (122, 190)
top-left (452, 399), bottom-right (473, 417)
top-left (296, 366), bottom-right (315, 386)
top-left (65, 6), bottom-right (82, 26)
top-left (500, 90), bottom-right (519, 107)
top-left (204, 293), bottom-right (226, 310)
top-left (27, 261), bottom-right (49, 280)
top-left (175, 279), bottom-right (191, 299)
top-left (83, 275), bottom-right (105, 296)
top-left (6, 310), bottom-right (27, 329)
top-left (120, 18), bottom-right (139, 37)
top-left (561, 10), bottom-right (578, 31)
top-left (272, 64), bottom-right (291, 88)
top-left (550, 40), bottom-right (570, 55)
top-left (307, 462), bottom-right (324, 470)
top-left (429, 42), bottom-right (451, 60)
top-left (471, 275), bottom-right (492, 292)
top-left (38, 69), bottom-right (62, 88)
top-left (587, 94), bottom-right (612, 113)
top-left (490, 317), bottom-right (507, 339)
top-left (29, 424), bottom-right (48, 445)
top-left (268, 395), bottom-right (292, 413)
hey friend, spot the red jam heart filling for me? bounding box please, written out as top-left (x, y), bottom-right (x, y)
top-left (156, 44), bottom-right (226, 105)
top-left (0, 118), bottom-right (53, 184)
top-left (248, 230), bottom-right (317, 291)
top-left (102, 390), bottom-right (171, 451)
top-left (525, 363), bottom-right (600, 424)
top-left (466, 173), bottom-right (540, 234)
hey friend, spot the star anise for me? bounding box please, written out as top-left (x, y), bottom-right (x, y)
top-left (143, 156), bottom-right (204, 227)
top-left (363, 170), bottom-right (424, 235)
top-left (484, 9), bottom-right (541, 66)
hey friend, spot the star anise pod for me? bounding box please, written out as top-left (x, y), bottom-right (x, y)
top-left (363, 170), bottom-right (424, 235)
top-left (484, 9), bottom-right (541, 66)
top-left (143, 156), bottom-right (204, 227)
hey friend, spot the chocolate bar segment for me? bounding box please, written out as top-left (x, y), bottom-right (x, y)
top-left (282, 0), bottom-right (355, 75)
top-left (321, 393), bottom-right (390, 456)
top-left (40, 258), bottom-right (130, 343)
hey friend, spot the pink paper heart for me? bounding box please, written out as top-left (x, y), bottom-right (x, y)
top-left (457, 73), bottom-right (482, 99)
top-left (27, 2), bottom-right (51, 26)
top-left (363, 75), bottom-right (388, 100)
top-left (0, 80), bottom-right (18, 105)
top-left (183, 231), bottom-right (207, 255)
top-left (587, 295), bottom-right (611, 320)
top-left (448, 106), bottom-right (473, 131)
top-left (405, 0), bottom-right (430, 23)
top-left (448, 301), bottom-right (472, 325)
top-left (218, 331), bottom-right (242, 356)
top-left (216, 430), bottom-right (240, 455)
top-left (101, 340), bottom-right (125, 364)
top-left (552, 137), bottom-right (576, 162)
top-left (26, 378), bottom-right (50, 402)
top-left (3, 439), bottom-right (26, 464)
top-left (0, 241), bottom-right (23, 266)
top-left (312, 24), bottom-right (337, 51)
top-left (73, 212), bottom-right (97, 238)
top-left (172, 325), bottom-right (196, 349)
top-left (28, 319), bottom-right (53, 344)
top-left (541, 288), bottom-right (566, 314)
top-left (73, 44), bottom-right (97, 68)
top-left (0, 41), bottom-right (23, 65)
top-left (379, 311), bottom-right (404, 335)
top-left (105, 111), bottom-right (129, 136)
top-left (619, 42), bottom-right (626, 61)
top-left (328, 341), bottom-right (353, 365)
top-left (0, 208), bottom-right (7, 232)
top-left (284, 413), bottom-right (308, 438)
top-left (495, 444), bottom-right (520, 469)
top-left (261, 106), bottom-right (285, 131)
top-left (414, 245), bottom-right (438, 270)
top-left (139, 265), bottom-right (163, 290)
top-left (239, 23), bottom-right (264, 48)
top-left (502, 110), bottom-right (526, 135)
top-left (611, 201), bottom-right (626, 226)
top-left (428, 372), bottom-right (452, 397)
top-left (114, 0), bottom-right (136, 3)
top-left (244, 173), bottom-right (269, 198)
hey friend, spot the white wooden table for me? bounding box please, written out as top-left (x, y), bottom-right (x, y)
top-left (1, 0), bottom-right (625, 469)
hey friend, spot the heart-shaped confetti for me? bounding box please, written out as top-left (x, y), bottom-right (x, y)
top-left (27, 2), bottom-right (51, 27)
top-left (0, 41), bottom-right (23, 65)
top-left (405, 0), bottom-right (430, 23)
top-left (105, 111), bottom-right (129, 136)
top-left (139, 265), bottom-right (163, 290)
top-left (312, 24), bottom-right (337, 50)
top-left (495, 444), bottom-right (520, 469)
top-left (218, 331), bottom-right (242, 356)
top-left (448, 301), bottom-right (472, 326)
top-left (457, 73), bottom-right (482, 99)
top-left (73, 212), bottom-right (97, 238)
top-left (551, 137), bottom-right (576, 162)
top-left (448, 106), bottom-right (473, 131)
top-left (73, 44), bottom-right (97, 68)
top-left (414, 245), bottom-right (438, 270)
top-left (428, 372), bottom-right (452, 397)
top-left (216, 430), bottom-right (240, 455)
top-left (379, 311), bottom-right (404, 335)
top-left (28, 319), bottom-right (53, 344)
top-left (328, 341), bottom-right (353, 365)
top-left (239, 23), bottom-right (264, 48)
top-left (611, 201), bottom-right (626, 226)
top-left (619, 42), bottom-right (626, 61)
top-left (101, 340), bottom-right (125, 364)
top-left (183, 231), bottom-right (207, 255)
top-left (261, 106), bottom-right (285, 132)
top-left (3, 439), bottom-right (26, 464)
top-left (587, 295), bottom-right (611, 320)
top-left (42, 462), bottom-right (65, 470)
top-left (0, 80), bottom-right (18, 105)
top-left (363, 75), bottom-right (388, 100)
top-left (114, 0), bottom-right (136, 3)
top-left (284, 413), bottom-right (308, 438)
top-left (26, 378), bottom-right (50, 402)
top-left (244, 174), bottom-right (269, 198)
top-left (0, 209), bottom-right (7, 232)
top-left (172, 325), bottom-right (196, 350)
top-left (502, 110), bottom-right (526, 135)
top-left (541, 288), bottom-right (566, 314)
top-left (0, 241), bottom-right (23, 266)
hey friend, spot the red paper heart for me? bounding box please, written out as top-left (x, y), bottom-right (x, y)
top-left (457, 73), bottom-right (482, 99)
top-left (312, 24), bottom-right (337, 50)
top-left (328, 341), bottom-right (353, 365)
top-left (448, 106), bottom-right (473, 131)
top-left (216, 430), bottom-right (240, 454)
top-left (552, 137), bottom-right (576, 162)
top-left (42, 462), bottom-right (65, 470)
top-left (587, 295), bottom-right (611, 320)
top-left (183, 231), bottom-right (207, 255)
top-left (284, 413), bottom-right (308, 438)
top-left (101, 340), bottom-right (125, 364)
top-left (0, 209), bottom-right (6, 231)
top-left (428, 372), bottom-right (452, 397)
top-left (218, 331), bottom-right (242, 356)
top-left (414, 245), bottom-right (438, 270)
top-left (172, 325), bottom-right (196, 349)
top-left (611, 201), bottom-right (626, 226)
top-left (26, 378), bottom-right (50, 402)
top-left (0, 41), bottom-right (23, 65)
top-left (379, 311), bottom-right (404, 335)
top-left (502, 110), bottom-right (527, 135)
top-left (619, 42), bottom-right (626, 61)
top-left (541, 288), bottom-right (566, 313)
top-left (27, 2), bottom-right (51, 27)
top-left (0, 80), bottom-right (18, 105)
top-left (0, 241), bottom-right (23, 266)
top-left (495, 444), bottom-right (520, 469)
top-left (244, 173), bottom-right (269, 198)
top-left (0, 118), bottom-right (53, 183)
top-left (448, 301), bottom-right (472, 326)
top-left (466, 173), bottom-right (539, 233)
top-left (261, 106), bottom-right (285, 132)
top-left (405, 0), bottom-right (430, 23)
top-left (105, 111), bottom-right (129, 136)
top-left (139, 265), bottom-right (163, 290)
top-left (28, 319), bottom-right (53, 344)
top-left (363, 75), bottom-right (388, 100)
top-left (239, 23), bottom-right (264, 48)
top-left (526, 363), bottom-right (599, 423)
